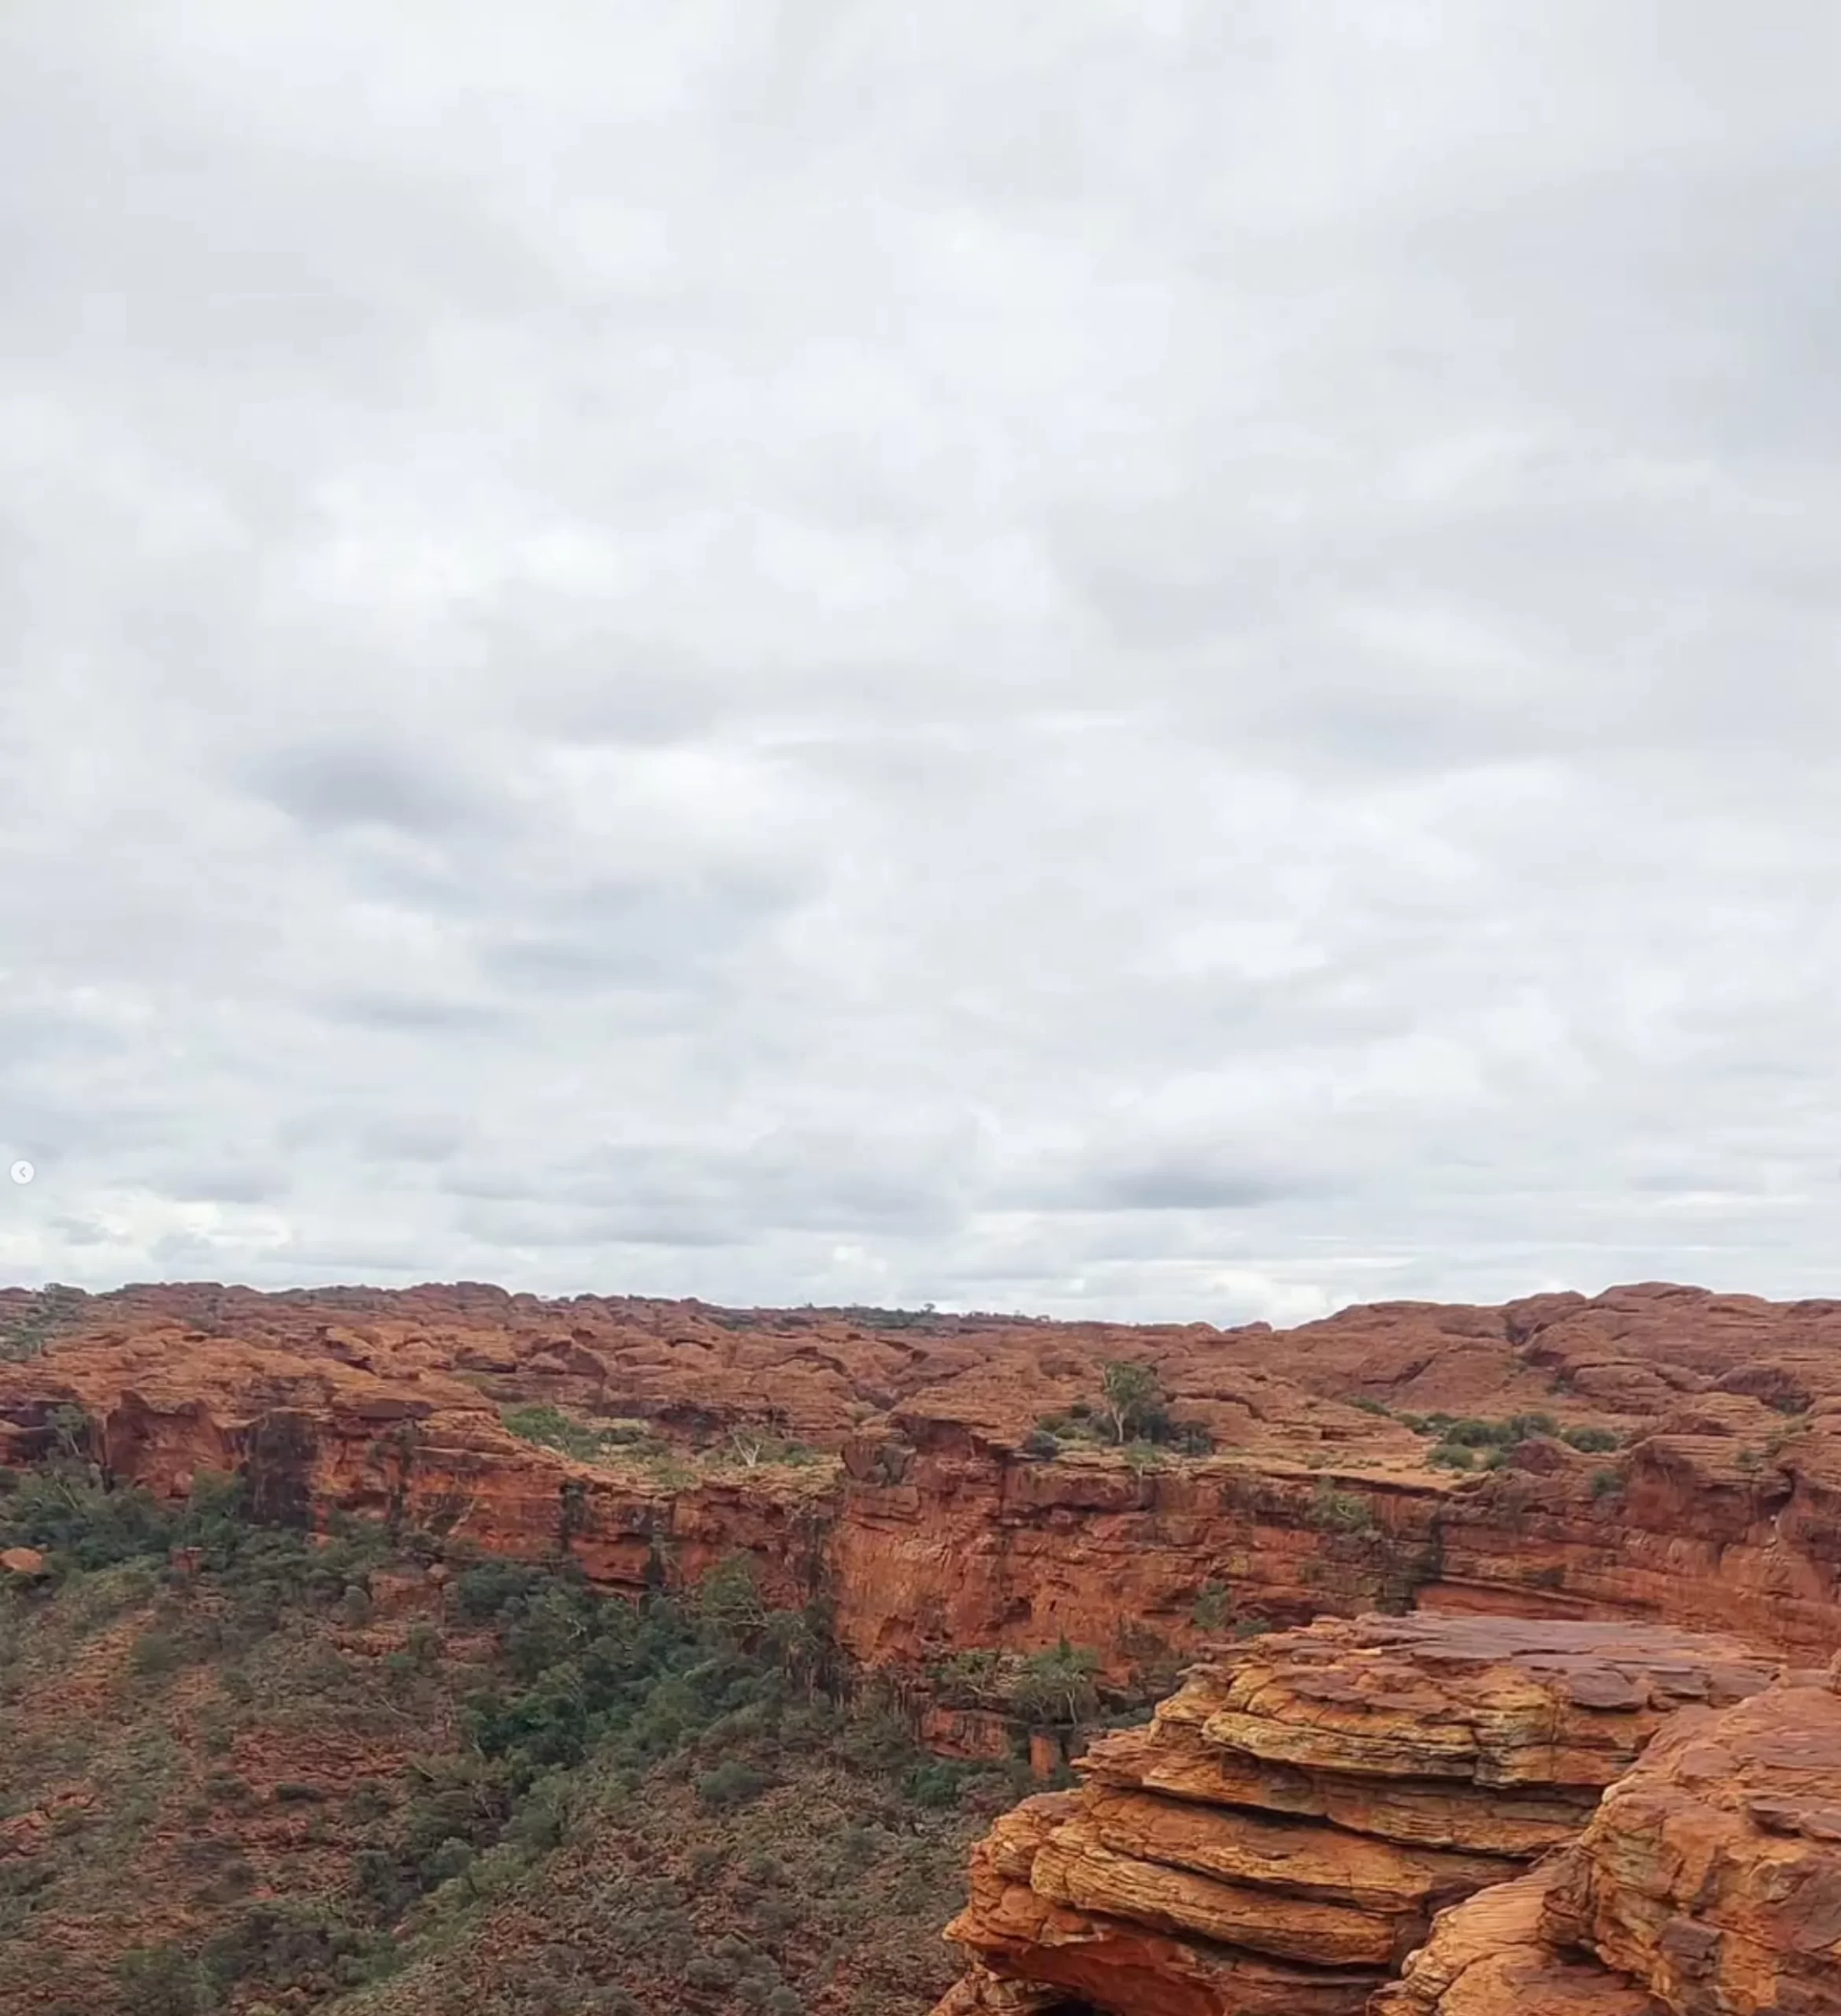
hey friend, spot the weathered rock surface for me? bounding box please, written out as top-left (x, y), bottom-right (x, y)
top-left (1374, 1866), bottom-right (1665, 2016)
top-left (1362, 1669), bottom-right (1841, 2016)
top-left (935, 1614), bottom-right (1777, 2016)
top-left (1543, 1672), bottom-right (1841, 2014)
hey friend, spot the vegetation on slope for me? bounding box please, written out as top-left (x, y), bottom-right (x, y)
top-left (1027, 1359), bottom-right (1215, 1462)
top-left (0, 1427), bottom-right (1028, 2016)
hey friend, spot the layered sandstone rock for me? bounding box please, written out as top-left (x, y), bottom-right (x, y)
top-left (1373, 1865), bottom-right (1665, 2016)
top-left (934, 1615), bottom-right (1778, 2016)
top-left (1379, 1669), bottom-right (1841, 2016)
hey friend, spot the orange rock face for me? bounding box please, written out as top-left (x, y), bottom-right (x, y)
top-left (1379, 1671), bottom-right (1841, 2016)
top-left (1374, 1866), bottom-right (1667, 2016)
top-left (1543, 1675), bottom-right (1841, 2014)
top-left (6, 1279), bottom-right (1841, 1684)
top-left (934, 1614), bottom-right (1776, 2016)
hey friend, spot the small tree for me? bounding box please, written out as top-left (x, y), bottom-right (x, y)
top-left (695, 1553), bottom-right (769, 1639)
top-left (1098, 1361), bottom-right (1165, 1446)
top-left (1011, 1638), bottom-right (1102, 1728)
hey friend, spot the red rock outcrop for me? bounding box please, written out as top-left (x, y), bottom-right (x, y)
top-left (932, 1614), bottom-right (1780, 2016)
top-left (1372, 1865), bottom-right (1666, 2016)
top-left (1379, 1666), bottom-right (1841, 2016)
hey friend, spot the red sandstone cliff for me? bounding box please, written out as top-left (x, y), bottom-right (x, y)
top-left (6, 1280), bottom-right (1841, 1679)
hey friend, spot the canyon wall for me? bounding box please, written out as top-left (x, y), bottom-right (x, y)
top-left (5, 1280), bottom-right (1841, 1682)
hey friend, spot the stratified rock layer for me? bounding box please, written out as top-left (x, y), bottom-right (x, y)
top-left (934, 1614), bottom-right (1778, 2016)
top-left (1373, 1866), bottom-right (1665, 2016)
top-left (1371, 1666), bottom-right (1841, 2016)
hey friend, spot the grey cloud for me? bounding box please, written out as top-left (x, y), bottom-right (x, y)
top-left (46, 1217), bottom-right (117, 1247)
top-left (159, 1164), bottom-right (294, 1206)
top-left (247, 742), bottom-right (510, 839)
top-left (359, 1117), bottom-right (469, 1165)
top-left (320, 996), bottom-right (513, 1033)
top-left (1068, 1158), bottom-right (1329, 1216)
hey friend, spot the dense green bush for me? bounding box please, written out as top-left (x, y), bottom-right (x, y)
top-left (695, 1760), bottom-right (770, 1808)
top-left (113, 1944), bottom-right (213, 2016)
top-left (499, 1403), bottom-right (665, 1464)
top-left (1009, 1640), bottom-right (1102, 1728)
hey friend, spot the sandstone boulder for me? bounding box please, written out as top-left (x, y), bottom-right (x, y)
top-left (935, 1615), bottom-right (1777, 2016)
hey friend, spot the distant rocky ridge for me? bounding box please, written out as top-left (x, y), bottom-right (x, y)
top-left (5, 1278), bottom-right (1841, 1687)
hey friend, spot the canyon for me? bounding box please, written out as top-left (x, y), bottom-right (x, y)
top-left (6, 1275), bottom-right (1841, 2014)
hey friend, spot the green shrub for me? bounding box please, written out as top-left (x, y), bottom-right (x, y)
top-left (115, 1944), bottom-right (214, 2016)
top-left (1190, 1579), bottom-right (1232, 1632)
top-left (130, 1629), bottom-right (188, 1678)
top-left (1019, 1427), bottom-right (1061, 1460)
top-left (1428, 1443), bottom-right (1475, 1471)
top-left (1561, 1425), bottom-right (1621, 1453)
top-left (1010, 1640), bottom-right (1101, 1728)
top-left (1306, 1480), bottom-right (1376, 1533)
top-left (695, 1760), bottom-right (769, 1809)
top-left (901, 1759), bottom-right (970, 1808)
top-left (500, 1404), bottom-right (666, 1466)
top-left (1590, 1468), bottom-right (1623, 1500)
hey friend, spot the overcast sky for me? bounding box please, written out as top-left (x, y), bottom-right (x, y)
top-left (2, 2), bottom-right (1839, 1324)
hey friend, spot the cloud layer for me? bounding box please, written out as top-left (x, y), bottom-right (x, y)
top-left (4, 2), bottom-right (1839, 1321)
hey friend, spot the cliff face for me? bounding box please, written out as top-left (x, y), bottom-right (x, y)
top-left (6, 1280), bottom-right (1841, 1679)
top-left (932, 1614), bottom-right (1780, 2016)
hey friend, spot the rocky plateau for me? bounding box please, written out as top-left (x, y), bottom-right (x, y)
top-left (6, 1277), bottom-right (1841, 1686)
